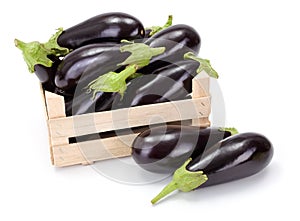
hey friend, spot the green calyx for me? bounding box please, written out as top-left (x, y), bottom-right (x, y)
top-left (151, 158), bottom-right (208, 205)
top-left (15, 28), bottom-right (69, 73)
top-left (219, 127), bottom-right (239, 135)
top-left (146, 15), bottom-right (173, 37)
top-left (119, 41), bottom-right (165, 68)
top-left (86, 64), bottom-right (139, 98)
top-left (184, 52), bottom-right (219, 79)
top-left (43, 28), bottom-right (69, 56)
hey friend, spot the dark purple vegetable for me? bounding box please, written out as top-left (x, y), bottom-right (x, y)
top-left (113, 60), bottom-right (199, 109)
top-left (132, 125), bottom-right (238, 174)
top-left (57, 12), bottom-right (145, 49)
top-left (54, 43), bottom-right (129, 92)
top-left (65, 88), bottom-right (116, 116)
top-left (112, 53), bottom-right (218, 110)
top-left (33, 56), bottom-right (67, 95)
top-left (34, 64), bottom-right (57, 92)
top-left (140, 24), bottom-right (201, 74)
top-left (151, 132), bottom-right (274, 204)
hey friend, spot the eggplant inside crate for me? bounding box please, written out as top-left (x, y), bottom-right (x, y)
top-left (41, 73), bottom-right (211, 167)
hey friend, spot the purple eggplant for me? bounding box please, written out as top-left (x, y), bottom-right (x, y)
top-left (112, 60), bottom-right (198, 109)
top-left (54, 43), bottom-right (129, 92)
top-left (57, 12), bottom-right (145, 49)
top-left (151, 132), bottom-right (274, 204)
top-left (132, 125), bottom-right (238, 174)
top-left (140, 24), bottom-right (201, 74)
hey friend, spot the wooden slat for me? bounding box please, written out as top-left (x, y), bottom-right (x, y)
top-left (52, 133), bottom-right (136, 167)
top-left (48, 96), bottom-right (210, 143)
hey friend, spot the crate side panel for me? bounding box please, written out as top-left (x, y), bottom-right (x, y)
top-left (48, 96), bottom-right (210, 139)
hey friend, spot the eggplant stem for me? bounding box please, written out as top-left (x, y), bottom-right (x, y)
top-left (184, 52), bottom-right (219, 79)
top-left (151, 158), bottom-right (208, 205)
top-left (86, 64), bottom-right (138, 98)
top-left (15, 28), bottom-right (69, 73)
top-left (151, 181), bottom-right (178, 205)
top-left (119, 42), bottom-right (165, 68)
top-left (219, 127), bottom-right (239, 135)
top-left (146, 15), bottom-right (173, 37)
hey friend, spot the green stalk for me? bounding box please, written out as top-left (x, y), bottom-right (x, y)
top-left (146, 15), bottom-right (173, 37)
top-left (14, 39), bottom-right (53, 73)
top-left (151, 158), bottom-right (208, 205)
top-left (119, 42), bottom-right (165, 68)
top-left (219, 127), bottom-right (239, 135)
top-left (184, 52), bottom-right (219, 79)
top-left (15, 28), bottom-right (69, 73)
top-left (86, 64), bottom-right (139, 99)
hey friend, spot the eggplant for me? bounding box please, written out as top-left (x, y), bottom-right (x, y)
top-left (33, 56), bottom-right (66, 94)
top-left (132, 125), bottom-right (238, 174)
top-left (113, 60), bottom-right (200, 109)
top-left (151, 132), bottom-right (274, 204)
top-left (65, 89), bottom-right (116, 116)
top-left (140, 24), bottom-right (201, 74)
top-left (54, 43), bottom-right (129, 92)
top-left (112, 53), bottom-right (218, 110)
top-left (34, 64), bottom-right (57, 93)
top-left (57, 12), bottom-right (145, 49)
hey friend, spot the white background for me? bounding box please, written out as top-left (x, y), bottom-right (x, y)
top-left (1, 0), bottom-right (300, 220)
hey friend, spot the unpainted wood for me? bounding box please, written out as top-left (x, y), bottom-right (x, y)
top-left (48, 96), bottom-right (210, 140)
top-left (52, 133), bottom-right (136, 167)
top-left (192, 72), bottom-right (211, 127)
top-left (40, 87), bottom-right (54, 164)
top-left (44, 91), bottom-right (66, 119)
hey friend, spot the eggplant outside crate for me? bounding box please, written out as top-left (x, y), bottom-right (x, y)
top-left (40, 72), bottom-right (211, 167)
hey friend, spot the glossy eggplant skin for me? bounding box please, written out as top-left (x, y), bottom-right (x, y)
top-left (65, 90), bottom-right (116, 116)
top-left (132, 125), bottom-right (232, 174)
top-left (57, 12), bottom-right (145, 49)
top-left (113, 60), bottom-right (199, 109)
top-left (140, 24), bottom-right (201, 74)
top-left (187, 132), bottom-right (274, 187)
top-left (34, 56), bottom-right (67, 94)
top-left (55, 43), bottom-right (130, 92)
top-left (34, 64), bottom-right (56, 92)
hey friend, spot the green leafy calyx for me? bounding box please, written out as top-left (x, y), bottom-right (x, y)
top-left (184, 52), bottom-right (219, 79)
top-left (15, 28), bottom-right (69, 73)
top-left (151, 158), bottom-right (208, 205)
top-left (86, 64), bottom-right (138, 98)
top-left (119, 42), bottom-right (165, 68)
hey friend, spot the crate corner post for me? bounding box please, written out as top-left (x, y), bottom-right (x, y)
top-left (191, 72), bottom-right (211, 127)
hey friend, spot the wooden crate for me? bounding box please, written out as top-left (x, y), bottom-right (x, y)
top-left (41, 73), bottom-right (211, 167)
